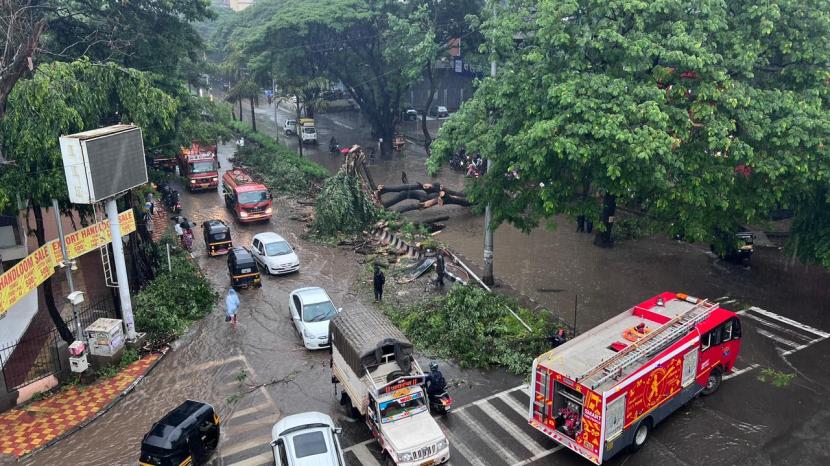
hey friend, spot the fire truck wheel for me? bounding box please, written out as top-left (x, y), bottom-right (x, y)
top-left (701, 368), bottom-right (722, 396)
top-left (629, 419), bottom-right (651, 452)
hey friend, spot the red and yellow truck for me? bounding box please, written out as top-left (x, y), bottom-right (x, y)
top-left (529, 292), bottom-right (742, 464)
top-left (221, 168), bottom-right (272, 223)
top-left (178, 143), bottom-right (219, 191)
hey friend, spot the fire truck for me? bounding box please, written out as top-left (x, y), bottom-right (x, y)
top-left (221, 168), bottom-right (272, 223)
top-left (529, 292), bottom-right (742, 464)
top-left (178, 143), bottom-right (219, 191)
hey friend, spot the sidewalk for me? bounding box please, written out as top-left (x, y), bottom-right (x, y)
top-left (0, 352), bottom-right (162, 460)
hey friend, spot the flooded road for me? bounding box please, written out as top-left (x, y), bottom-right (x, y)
top-left (24, 100), bottom-right (830, 465)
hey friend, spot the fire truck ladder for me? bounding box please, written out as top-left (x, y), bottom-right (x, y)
top-left (580, 299), bottom-right (718, 390)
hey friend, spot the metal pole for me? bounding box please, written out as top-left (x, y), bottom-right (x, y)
top-left (105, 198), bottom-right (136, 340)
top-left (52, 199), bottom-right (83, 340)
top-left (166, 243), bottom-right (172, 272)
top-left (482, 0), bottom-right (497, 287)
top-left (573, 294), bottom-right (578, 337)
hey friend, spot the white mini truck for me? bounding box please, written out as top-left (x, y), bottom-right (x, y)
top-left (330, 308), bottom-right (449, 466)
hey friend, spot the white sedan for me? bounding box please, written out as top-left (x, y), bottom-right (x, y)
top-left (252, 232), bottom-right (300, 275)
top-left (271, 412), bottom-right (345, 466)
top-left (288, 287), bottom-right (340, 350)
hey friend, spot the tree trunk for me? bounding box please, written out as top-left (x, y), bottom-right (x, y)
top-left (295, 101), bottom-right (303, 158)
top-left (31, 202), bottom-right (74, 344)
top-left (249, 96), bottom-right (257, 132)
top-left (238, 98), bottom-right (243, 122)
top-left (594, 193), bottom-right (617, 248)
top-left (421, 63), bottom-right (436, 152)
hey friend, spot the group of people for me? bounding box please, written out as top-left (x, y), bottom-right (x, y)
top-left (449, 147), bottom-right (484, 178)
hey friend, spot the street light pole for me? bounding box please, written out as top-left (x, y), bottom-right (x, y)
top-left (482, 1), bottom-right (498, 286)
top-left (52, 198), bottom-right (83, 340)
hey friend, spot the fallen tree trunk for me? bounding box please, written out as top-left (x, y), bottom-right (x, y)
top-left (413, 215), bottom-right (449, 225)
top-left (382, 191), bottom-right (439, 208)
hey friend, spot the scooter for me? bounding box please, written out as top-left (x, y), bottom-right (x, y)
top-left (329, 140), bottom-right (341, 153)
top-left (427, 391), bottom-right (453, 415)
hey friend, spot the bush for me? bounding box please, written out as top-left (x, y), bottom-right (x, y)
top-left (385, 285), bottom-right (554, 374)
top-left (231, 121), bottom-right (328, 194)
top-left (312, 170), bottom-right (377, 238)
top-left (134, 253), bottom-right (217, 344)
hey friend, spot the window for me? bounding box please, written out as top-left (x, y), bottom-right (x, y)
top-left (277, 441), bottom-right (289, 465)
top-left (264, 241), bottom-right (293, 256)
top-left (302, 301), bottom-right (337, 322)
top-left (732, 318), bottom-right (742, 339)
top-left (292, 431), bottom-right (327, 458)
top-left (722, 320), bottom-right (733, 342)
top-left (379, 391), bottom-right (427, 423)
top-left (700, 332), bottom-right (711, 351)
top-left (189, 161), bottom-right (215, 173)
top-left (681, 349), bottom-right (699, 387)
top-left (252, 239), bottom-right (260, 251)
top-left (710, 327), bottom-right (723, 346)
top-left (238, 190), bottom-right (269, 204)
top-left (292, 296), bottom-right (302, 317)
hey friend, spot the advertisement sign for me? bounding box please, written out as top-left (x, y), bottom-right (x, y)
top-left (0, 210), bottom-right (136, 316)
top-left (624, 355), bottom-right (683, 428)
top-left (0, 243), bottom-right (59, 316)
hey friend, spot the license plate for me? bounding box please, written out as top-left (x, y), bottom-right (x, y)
top-left (420, 461), bottom-right (436, 466)
top-left (241, 268), bottom-right (252, 274)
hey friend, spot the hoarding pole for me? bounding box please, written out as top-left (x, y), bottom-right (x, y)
top-left (105, 198), bottom-right (136, 340)
top-left (573, 294), bottom-right (578, 337)
top-left (52, 198), bottom-right (83, 340)
top-left (482, 0), bottom-right (498, 287)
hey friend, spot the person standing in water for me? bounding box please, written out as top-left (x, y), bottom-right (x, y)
top-left (225, 288), bottom-right (240, 329)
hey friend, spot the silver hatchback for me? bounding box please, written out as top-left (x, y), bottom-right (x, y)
top-left (271, 412), bottom-right (345, 466)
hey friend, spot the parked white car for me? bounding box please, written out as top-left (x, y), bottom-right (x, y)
top-left (252, 232), bottom-right (300, 275)
top-left (289, 287), bottom-right (340, 349)
top-left (271, 412), bottom-right (345, 466)
top-left (283, 119), bottom-right (297, 135)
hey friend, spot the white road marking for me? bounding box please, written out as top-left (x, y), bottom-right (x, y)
top-left (229, 403), bottom-right (274, 420)
top-left (454, 408), bottom-right (520, 464)
top-left (441, 425), bottom-right (488, 466)
top-left (332, 119), bottom-right (355, 130)
top-left (723, 364), bottom-right (760, 380)
top-left (219, 435), bottom-right (270, 458)
top-left (498, 392), bottom-right (530, 419)
top-left (741, 312), bottom-right (816, 343)
top-left (746, 307), bottom-right (830, 338)
top-left (185, 355), bottom-right (244, 373)
top-left (349, 442), bottom-right (382, 466)
top-left (755, 328), bottom-right (802, 350)
top-left (780, 338), bottom-right (826, 357)
top-left (478, 399), bottom-right (544, 455)
top-left (511, 446), bottom-right (564, 466)
top-left (453, 384), bottom-right (527, 414)
top-left (721, 299), bottom-right (737, 305)
top-left (224, 450), bottom-right (273, 466)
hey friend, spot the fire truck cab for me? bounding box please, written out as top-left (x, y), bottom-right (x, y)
top-left (529, 292), bottom-right (741, 464)
top-left (222, 168), bottom-right (272, 223)
top-left (178, 143), bottom-right (219, 191)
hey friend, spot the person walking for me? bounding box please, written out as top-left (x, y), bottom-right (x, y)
top-left (373, 263), bottom-right (385, 302)
top-left (225, 288), bottom-right (240, 329)
top-left (435, 253), bottom-right (446, 288)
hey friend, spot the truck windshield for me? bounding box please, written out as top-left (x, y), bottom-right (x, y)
top-left (379, 391), bottom-right (426, 423)
top-left (189, 161), bottom-right (215, 173)
top-left (238, 190), bottom-right (269, 204)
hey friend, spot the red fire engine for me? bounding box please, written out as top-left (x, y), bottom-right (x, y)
top-left (529, 292), bottom-right (741, 464)
top-left (178, 143), bottom-right (219, 191)
top-left (221, 168), bottom-right (272, 223)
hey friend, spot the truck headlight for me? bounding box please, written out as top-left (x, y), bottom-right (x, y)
top-left (397, 451), bottom-right (414, 462)
top-left (436, 438), bottom-right (448, 451)
top-left (190, 179), bottom-right (196, 183)
top-left (212, 177), bottom-right (218, 182)
top-left (240, 211), bottom-right (249, 218)
top-left (265, 207), bottom-right (272, 214)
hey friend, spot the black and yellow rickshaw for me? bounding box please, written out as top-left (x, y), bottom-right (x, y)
top-left (228, 246), bottom-right (262, 289)
top-left (139, 400), bottom-right (220, 466)
top-left (202, 219), bottom-right (232, 256)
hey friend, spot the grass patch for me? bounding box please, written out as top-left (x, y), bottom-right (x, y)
top-left (231, 121), bottom-right (328, 194)
top-left (134, 244), bottom-right (218, 345)
top-left (757, 367), bottom-right (796, 387)
top-left (383, 284), bottom-right (557, 374)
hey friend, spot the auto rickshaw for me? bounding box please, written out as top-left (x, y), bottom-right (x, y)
top-left (228, 246), bottom-right (262, 289)
top-left (139, 400), bottom-right (220, 466)
top-left (202, 219), bottom-right (232, 256)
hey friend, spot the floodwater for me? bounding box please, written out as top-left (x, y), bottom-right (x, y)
top-left (23, 100), bottom-right (830, 465)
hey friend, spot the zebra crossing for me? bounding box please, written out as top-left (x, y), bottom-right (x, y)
top-left (723, 304), bottom-right (829, 380)
top-left (341, 385), bottom-right (562, 466)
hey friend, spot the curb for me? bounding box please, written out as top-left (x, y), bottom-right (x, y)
top-left (17, 347), bottom-right (170, 462)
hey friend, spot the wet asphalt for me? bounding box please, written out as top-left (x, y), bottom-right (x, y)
top-left (22, 100), bottom-right (830, 466)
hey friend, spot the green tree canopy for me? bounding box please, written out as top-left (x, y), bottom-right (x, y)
top-left (431, 0), bottom-right (830, 255)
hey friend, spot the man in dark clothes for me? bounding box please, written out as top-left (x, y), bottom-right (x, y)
top-left (373, 263), bottom-right (385, 302)
top-left (401, 171), bottom-right (408, 185)
top-left (576, 215), bottom-right (585, 232)
top-left (435, 253), bottom-right (446, 287)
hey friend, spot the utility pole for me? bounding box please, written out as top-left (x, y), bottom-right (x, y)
top-left (482, 0), bottom-right (498, 286)
top-left (105, 198), bottom-right (136, 340)
top-left (52, 198), bottom-right (83, 340)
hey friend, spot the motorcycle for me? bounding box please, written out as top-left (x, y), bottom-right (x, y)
top-left (163, 190), bottom-right (181, 214)
top-left (549, 328), bottom-right (568, 348)
top-left (329, 139), bottom-right (341, 153)
top-left (427, 391), bottom-right (453, 415)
